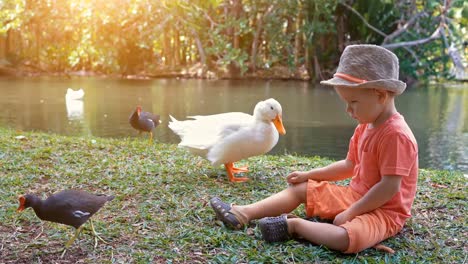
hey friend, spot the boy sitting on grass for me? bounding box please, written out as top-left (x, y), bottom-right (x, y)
top-left (210, 44), bottom-right (418, 253)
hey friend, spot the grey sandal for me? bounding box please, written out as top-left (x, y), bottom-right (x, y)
top-left (210, 197), bottom-right (244, 230)
top-left (258, 214), bottom-right (291, 243)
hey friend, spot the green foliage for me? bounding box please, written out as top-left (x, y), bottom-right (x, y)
top-left (0, 0), bottom-right (25, 35)
top-left (0, 0), bottom-right (465, 80)
top-left (339, 0), bottom-right (467, 81)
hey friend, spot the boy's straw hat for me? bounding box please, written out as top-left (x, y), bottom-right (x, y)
top-left (320, 44), bottom-right (407, 95)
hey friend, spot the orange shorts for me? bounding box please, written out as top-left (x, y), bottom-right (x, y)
top-left (306, 180), bottom-right (403, 253)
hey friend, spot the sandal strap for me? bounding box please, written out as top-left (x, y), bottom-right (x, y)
top-left (210, 197), bottom-right (244, 230)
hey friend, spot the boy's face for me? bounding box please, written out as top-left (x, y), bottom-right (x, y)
top-left (334, 86), bottom-right (386, 125)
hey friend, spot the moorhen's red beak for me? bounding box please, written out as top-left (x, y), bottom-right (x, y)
top-left (17, 196), bottom-right (26, 212)
top-left (136, 106), bottom-right (142, 116)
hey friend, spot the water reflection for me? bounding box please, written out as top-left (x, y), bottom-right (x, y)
top-left (423, 85), bottom-right (467, 171)
top-left (65, 99), bottom-right (84, 120)
top-left (0, 77), bottom-right (466, 172)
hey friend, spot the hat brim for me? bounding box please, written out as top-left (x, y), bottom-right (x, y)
top-left (320, 77), bottom-right (406, 95)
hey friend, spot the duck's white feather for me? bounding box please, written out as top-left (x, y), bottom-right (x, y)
top-left (169, 98), bottom-right (284, 166)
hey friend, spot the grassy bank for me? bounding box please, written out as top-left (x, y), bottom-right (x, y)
top-left (0, 127), bottom-right (465, 263)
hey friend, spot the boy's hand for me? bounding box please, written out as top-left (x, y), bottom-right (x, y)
top-left (286, 171), bottom-right (310, 184)
top-left (333, 209), bottom-right (355, 226)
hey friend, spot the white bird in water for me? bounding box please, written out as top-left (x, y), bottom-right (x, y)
top-left (65, 88), bottom-right (84, 120)
top-left (169, 98), bottom-right (286, 182)
top-left (65, 88), bottom-right (84, 100)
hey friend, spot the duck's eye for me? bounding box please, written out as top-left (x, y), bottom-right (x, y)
top-left (270, 106), bottom-right (274, 110)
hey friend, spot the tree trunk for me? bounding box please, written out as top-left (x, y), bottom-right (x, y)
top-left (186, 37), bottom-right (192, 65)
top-left (0, 35), bottom-right (6, 61)
top-left (163, 26), bottom-right (172, 67)
top-left (181, 35), bottom-right (187, 66)
top-left (251, 5), bottom-right (275, 72)
top-left (174, 27), bottom-right (180, 66)
top-left (250, 11), bottom-right (260, 72)
top-left (336, 7), bottom-right (345, 52)
top-left (191, 29), bottom-right (206, 66)
top-left (232, 0), bottom-right (242, 50)
top-left (7, 29), bottom-right (20, 64)
top-left (294, 4), bottom-right (304, 67)
top-left (229, 0), bottom-right (242, 77)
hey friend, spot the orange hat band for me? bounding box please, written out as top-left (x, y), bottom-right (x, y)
top-left (334, 73), bottom-right (367, 84)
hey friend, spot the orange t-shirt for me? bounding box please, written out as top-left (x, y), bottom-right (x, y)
top-left (346, 113), bottom-right (418, 226)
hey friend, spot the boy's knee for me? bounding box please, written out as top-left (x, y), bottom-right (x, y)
top-left (336, 227), bottom-right (350, 252)
top-left (287, 182), bottom-right (308, 202)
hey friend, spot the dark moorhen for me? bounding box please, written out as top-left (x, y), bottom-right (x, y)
top-left (129, 106), bottom-right (161, 143)
top-left (17, 190), bottom-right (114, 255)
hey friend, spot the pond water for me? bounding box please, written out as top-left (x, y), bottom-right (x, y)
top-left (0, 77), bottom-right (467, 173)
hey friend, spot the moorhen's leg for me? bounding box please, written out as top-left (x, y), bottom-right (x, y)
top-left (65, 225), bottom-right (84, 248)
top-left (149, 131), bottom-right (153, 144)
top-left (90, 219), bottom-right (107, 248)
top-left (61, 225), bottom-right (84, 257)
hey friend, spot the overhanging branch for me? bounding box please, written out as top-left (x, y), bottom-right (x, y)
top-left (382, 12), bottom-right (427, 45)
top-left (382, 27), bottom-right (441, 49)
top-left (339, 1), bottom-right (420, 64)
top-left (340, 2), bottom-right (386, 37)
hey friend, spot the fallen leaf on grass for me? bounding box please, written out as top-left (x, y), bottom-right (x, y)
top-left (214, 220), bottom-right (224, 227)
top-left (431, 183), bottom-right (448, 188)
top-left (374, 244), bottom-right (395, 254)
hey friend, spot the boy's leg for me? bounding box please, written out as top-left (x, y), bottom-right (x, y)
top-left (235, 182), bottom-right (307, 222)
top-left (211, 182), bottom-right (307, 228)
top-left (287, 218), bottom-right (349, 252)
top-left (257, 181), bottom-right (360, 251)
top-left (266, 209), bottom-right (401, 253)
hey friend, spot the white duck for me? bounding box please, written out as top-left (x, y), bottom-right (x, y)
top-left (169, 98), bottom-right (286, 182)
top-left (65, 88), bottom-right (84, 100)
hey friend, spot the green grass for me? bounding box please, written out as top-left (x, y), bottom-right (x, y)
top-left (0, 127), bottom-right (466, 263)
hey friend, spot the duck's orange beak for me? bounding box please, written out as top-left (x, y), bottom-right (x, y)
top-left (17, 196), bottom-right (26, 212)
top-left (273, 114), bottom-right (286, 135)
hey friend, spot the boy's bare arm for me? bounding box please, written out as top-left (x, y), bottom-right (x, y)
top-left (333, 175), bottom-right (402, 226)
top-left (287, 159), bottom-right (355, 184)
